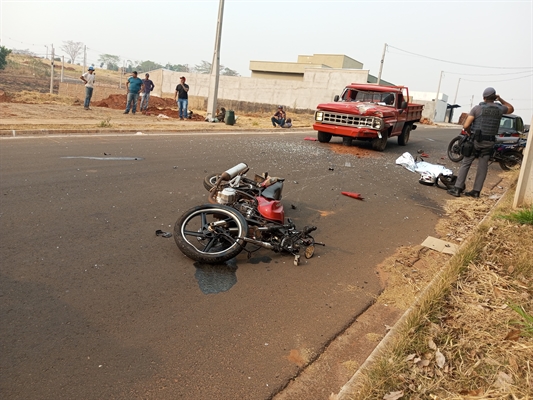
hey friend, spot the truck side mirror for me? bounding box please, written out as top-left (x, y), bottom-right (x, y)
top-left (401, 101), bottom-right (408, 109)
top-left (334, 95), bottom-right (339, 102)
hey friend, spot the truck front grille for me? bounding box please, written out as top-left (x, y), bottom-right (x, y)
top-left (320, 112), bottom-right (378, 129)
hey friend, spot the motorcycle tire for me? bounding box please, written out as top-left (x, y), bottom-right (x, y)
top-left (203, 174), bottom-right (256, 192)
top-left (174, 204), bottom-right (248, 264)
top-left (498, 150), bottom-right (523, 171)
top-left (447, 135), bottom-right (465, 162)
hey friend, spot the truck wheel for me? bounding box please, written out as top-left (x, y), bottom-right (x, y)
top-left (342, 137), bottom-right (352, 146)
top-left (317, 131), bottom-right (332, 143)
top-left (371, 133), bottom-right (388, 151)
top-left (398, 124), bottom-right (411, 146)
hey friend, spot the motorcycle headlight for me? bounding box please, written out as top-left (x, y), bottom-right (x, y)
top-left (315, 111), bottom-right (324, 122)
top-left (373, 118), bottom-right (383, 130)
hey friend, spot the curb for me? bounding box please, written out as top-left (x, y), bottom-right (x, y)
top-left (335, 191), bottom-right (508, 399)
top-left (0, 127), bottom-right (313, 137)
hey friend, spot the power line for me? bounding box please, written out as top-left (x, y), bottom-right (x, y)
top-left (444, 70), bottom-right (533, 76)
top-left (387, 44), bottom-right (533, 70)
top-left (462, 74), bottom-right (533, 83)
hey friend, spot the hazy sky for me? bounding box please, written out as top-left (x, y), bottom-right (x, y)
top-left (2, 0), bottom-right (532, 123)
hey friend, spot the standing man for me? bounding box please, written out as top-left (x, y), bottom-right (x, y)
top-left (447, 87), bottom-right (514, 198)
top-left (174, 76), bottom-right (189, 120)
top-left (271, 105), bottom-right (286, 127)
top-left (80, 66), bottom-right (95, 110)
top-left (124, 71), bottom-right (143, 115)
top-left (140, 73), bottom-right (155, 114)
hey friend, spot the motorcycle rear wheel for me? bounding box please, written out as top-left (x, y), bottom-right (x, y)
top-left (174, 204), bottom-right (248, 264)
top-left (498, 150), bottom-right (523, 171)
top-left (447, 135), bottom-right (464, 162)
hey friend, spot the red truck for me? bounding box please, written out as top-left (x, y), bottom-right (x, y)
top-left (313, 84), bottom-right (424, 151)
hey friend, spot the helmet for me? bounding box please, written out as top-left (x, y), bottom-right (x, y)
top-left (88, 66), bottom-right (94, 71)
top-left (419, 171), bottom-right (436, 186)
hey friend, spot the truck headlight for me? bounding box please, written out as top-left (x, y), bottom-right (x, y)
top-left (315, 111), bottom-right (324, 122)
top-left (373, 118), bottom-right (382, 130)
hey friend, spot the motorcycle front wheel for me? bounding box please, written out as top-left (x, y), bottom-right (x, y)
top-left (447, 135), bottom-right (464, 162)
top-left (498, 150), bottom-right (523, 171)
top-left (174, 204), bottom-right (248, 264)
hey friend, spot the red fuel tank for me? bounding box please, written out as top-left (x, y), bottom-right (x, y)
top-left (256, 196), bottom-right (284, 223)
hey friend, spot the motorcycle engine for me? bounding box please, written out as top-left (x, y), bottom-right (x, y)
top-left (236, 201), bottom-right (257, 219)
top-left (216, 188), bottom-right (236, 204)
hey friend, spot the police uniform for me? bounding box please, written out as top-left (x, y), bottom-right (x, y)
top-left (454, 101), bottom-right (508, 194)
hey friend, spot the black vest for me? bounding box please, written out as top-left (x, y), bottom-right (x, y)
top-left (471, 102), bottom-right (503, 136)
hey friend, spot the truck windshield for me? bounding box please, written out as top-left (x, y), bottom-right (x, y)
top-left (342, 89), bottom-right (395, 105)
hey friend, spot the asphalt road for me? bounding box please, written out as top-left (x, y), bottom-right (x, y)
top-left (1, 127), bottom-right (486, 399)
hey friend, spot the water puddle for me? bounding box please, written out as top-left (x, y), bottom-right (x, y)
top-left (61, 156), bottom-right (144, 161)
top-left (193, 258), bottom-right (238, 294)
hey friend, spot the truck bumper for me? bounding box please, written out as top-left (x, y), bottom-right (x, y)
top-left (312, 123), bottom-right (378, 139)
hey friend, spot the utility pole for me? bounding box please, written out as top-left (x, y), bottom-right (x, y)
top-left (377, 43), bottom-right (387, 85)
top-left (453, 78), bottom-right (461, 104)
top-left (49, 44), bottom-right (54, 94)
top-left (434, 71), bottom-right (444, 121)
top-left (206, 0), bottom-right (225, 121)
top-left (61, 56), bottom-right (64, 82)
top-left (83, 45), bottom-right (87, 71)
top-left (470, 94), bottom-right (474, 109)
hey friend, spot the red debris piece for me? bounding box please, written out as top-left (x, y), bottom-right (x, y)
top-left (341, 191), bottom-right (364, 201)
top-left (421, 153), bottom-right (429, 157)
top-left (304, 137), bottom-right (318, 141)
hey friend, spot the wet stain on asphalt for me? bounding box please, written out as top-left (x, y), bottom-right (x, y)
top-left (409, 192), bottom-right (444, 215)
top-left (246, 255), bottom-right (272, 264)
top-left (193, 258), bottom-right (238, 294)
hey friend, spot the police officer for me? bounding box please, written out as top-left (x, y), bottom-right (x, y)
top-left (447, 87), bottom-right (514, 198)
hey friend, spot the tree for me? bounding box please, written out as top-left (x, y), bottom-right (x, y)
top-left (98, 53), bottom-right (121, 70)
top-left (0, 46), bottom-right (12, 70)
top-left (60, 41), bottom-right (83, 64)
top-left (165, 63), bottom-right (189, 72)
top-left (137, 60), bottom-right (163, 72)
top-left (192, 60), bottom-right (239, 76)
top-left (221, 66), bottom-right (240, 77)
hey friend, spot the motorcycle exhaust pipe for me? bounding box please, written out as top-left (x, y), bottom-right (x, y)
top-left (219, 163), bottom-right (248, 182)
top-left (241, 237), bottom-right (275, 250)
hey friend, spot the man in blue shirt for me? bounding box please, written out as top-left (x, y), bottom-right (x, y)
top-left (124, 71), bottom-right (144, 114)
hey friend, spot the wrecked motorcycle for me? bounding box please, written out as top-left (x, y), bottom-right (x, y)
top-left (447, 130), bottom-right (525, 171)
top-left (174, 163), bottom-right (323, 265)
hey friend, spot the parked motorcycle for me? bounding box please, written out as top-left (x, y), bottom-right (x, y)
top-left (447, 130), bottom-right (525, 171)
top-left (174, 163), bottom-right (323, 265)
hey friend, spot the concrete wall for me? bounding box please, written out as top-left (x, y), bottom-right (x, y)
top-left (153, 67), bottom-right (372, 112)
top-left (59, 70), bottom-right (450, 122)
top-left (411, 91), bottom-right (449, 122)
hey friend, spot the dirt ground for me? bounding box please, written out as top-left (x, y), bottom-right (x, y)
top-left (0, 90), bottom-right (315, 133)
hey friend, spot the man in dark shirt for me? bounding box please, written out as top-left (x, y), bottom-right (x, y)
top-left (140, 73), bottom-right (155, 114)
top-left (271, 105), bottom-right (286, 127)
top-left (174, 76), bottom-right (189, 120)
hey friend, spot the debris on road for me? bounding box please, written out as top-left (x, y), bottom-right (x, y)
top-left (155, 230), bottom-right (172, 238)
top-left (341, 191), bottom-right (364, 201)
top-left (304, 136), bottom-right (318, 141)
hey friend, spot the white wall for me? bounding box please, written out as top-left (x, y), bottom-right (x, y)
top-left (150, 68), bottom-right (449, 121)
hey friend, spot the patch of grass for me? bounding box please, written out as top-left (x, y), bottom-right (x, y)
top-left (498, 206), bottom-right (533, 225)
top-left (97, 117), bottom-right (112, 128)
top-left (508, 303), bottom-right (533, 337)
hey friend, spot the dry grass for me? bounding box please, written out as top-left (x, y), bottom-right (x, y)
top-left (8, 90), bottom-right (80, 105)
top-left (346, 175), bottom-right (533, 399)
